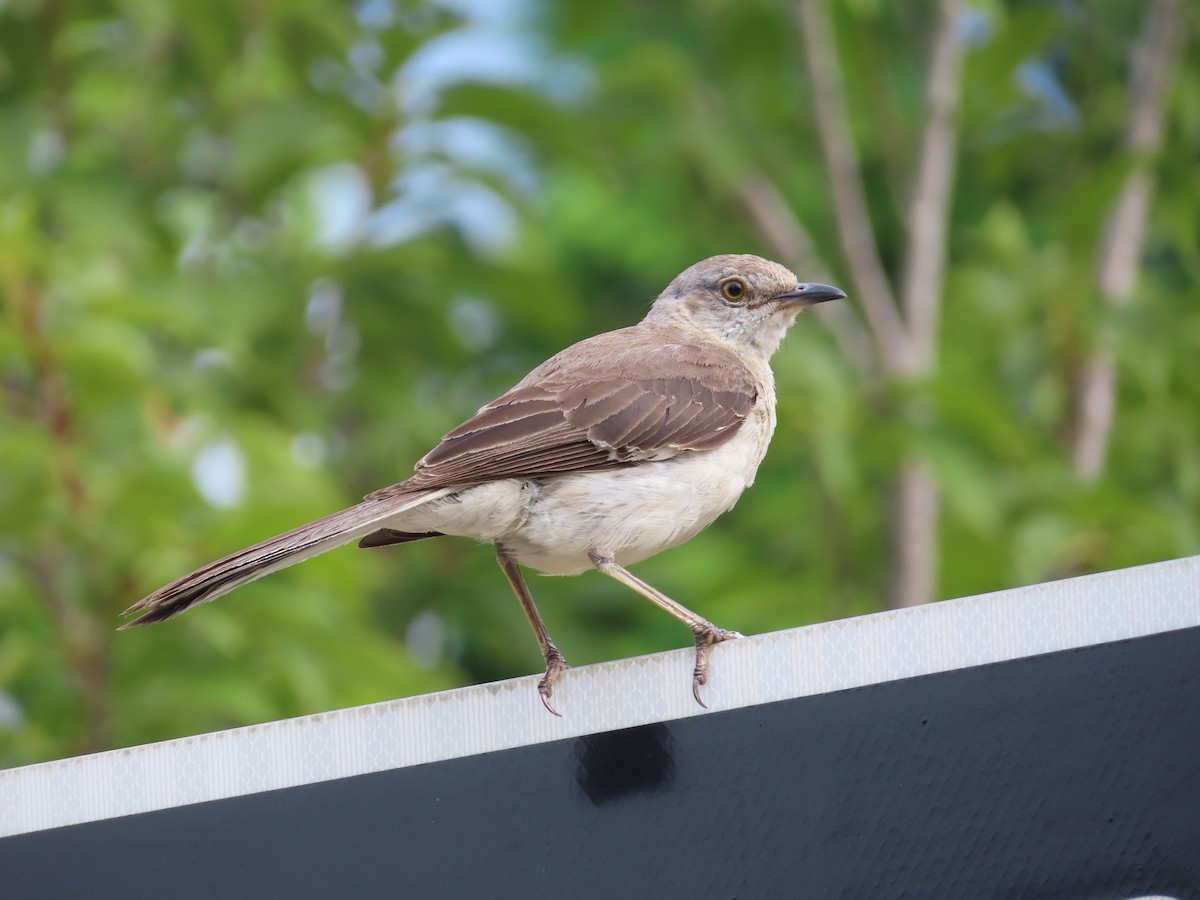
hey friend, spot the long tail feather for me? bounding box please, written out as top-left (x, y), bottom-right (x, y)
top-left (120, 489), bottom-right (446, 628)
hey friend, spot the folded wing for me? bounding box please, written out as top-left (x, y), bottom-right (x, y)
top-left (365, 326), bottom-right (757, 501)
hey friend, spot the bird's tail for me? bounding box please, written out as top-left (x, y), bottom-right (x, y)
top-left (119, 489), bottom-right (447, 628)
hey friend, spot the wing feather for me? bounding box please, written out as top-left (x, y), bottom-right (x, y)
top-left (368, 326), bottom-right (758, 498)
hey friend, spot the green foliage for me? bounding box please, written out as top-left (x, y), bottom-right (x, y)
top-left (1, 0), bottom-right (1197, 768)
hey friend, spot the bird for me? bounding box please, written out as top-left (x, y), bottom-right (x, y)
top-left (121, 254), bottom-right (846, 715)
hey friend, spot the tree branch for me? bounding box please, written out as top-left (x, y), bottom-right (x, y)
top-left (739, 171), bottom-right (824, 277)
top-left (796, 0), bottom-right (913, 373)
top-left (886, 0), bottom-right (968, 609)
top-left (899, 0), bottom-right (967, 373)
top-left (1072, 0), bottom-right (1185, 481)
top-left (891, 457), bottom-right (939, 608)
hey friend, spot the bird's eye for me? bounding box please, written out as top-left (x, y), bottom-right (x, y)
top-left (721, 280), bottom-right (746, 302)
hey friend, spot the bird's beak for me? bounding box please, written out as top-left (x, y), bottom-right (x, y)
top-left (773, 283), bottom-right (847, 308)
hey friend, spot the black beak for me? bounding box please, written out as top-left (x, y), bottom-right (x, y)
top-left (773, 282), bottom-right (847, 307)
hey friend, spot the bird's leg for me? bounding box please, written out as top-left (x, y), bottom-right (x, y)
top-left (588, 552), bottom-right (742, 708)
top-left (496, 546), bottom-right (568, 717)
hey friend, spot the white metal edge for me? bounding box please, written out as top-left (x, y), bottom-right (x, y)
top-left (2, 554), bottom-right (1198, 838)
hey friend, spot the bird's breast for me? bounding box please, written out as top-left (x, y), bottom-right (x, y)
top-left (500, 396), bottom-right (777, 575)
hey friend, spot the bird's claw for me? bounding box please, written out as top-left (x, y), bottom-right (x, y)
top-left (537, 646), bottom-right (570, 717)
top-left (691, 626), bottom-right (742, 708)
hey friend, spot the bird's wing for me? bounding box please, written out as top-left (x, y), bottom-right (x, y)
top-left (366, 326), bottom-right (757, 500)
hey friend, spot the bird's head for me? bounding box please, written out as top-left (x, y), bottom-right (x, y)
top-left (646, 254), bottom-right (846, 359)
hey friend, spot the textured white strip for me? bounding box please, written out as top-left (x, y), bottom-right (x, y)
top-left (2, 555), bottom-right (1198, 838)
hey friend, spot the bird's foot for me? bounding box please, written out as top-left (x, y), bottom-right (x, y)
top-left (691, 625), bottom-right (743, 708)
top-left (538, 646), bottom-right (570, 717)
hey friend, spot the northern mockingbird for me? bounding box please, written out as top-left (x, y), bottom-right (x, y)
top-left (122, 255), bottom-right (845, 714)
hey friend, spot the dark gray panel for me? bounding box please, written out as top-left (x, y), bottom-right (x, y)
top-left (4, 626), bottom-right (1198, 899)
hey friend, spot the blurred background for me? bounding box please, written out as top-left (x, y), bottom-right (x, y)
top-left (1, 0), bottom-right (1196, 768)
